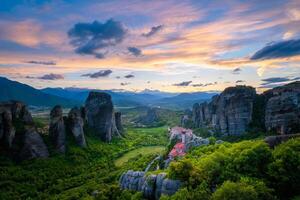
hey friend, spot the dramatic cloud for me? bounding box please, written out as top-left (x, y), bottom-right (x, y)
top-left (173, 81), bottom-right (192, 86)
top-left (38, 73), bottom-right (64, 80)
top-left (128, 47), bottom-right (142, 56)
top-left (81, 70), bottom-right (112, 78)
top-left (124, 74), bottom-right (135, 78)
top-left (142, 25), bottom-right (163, 37)
top-left (68, 19), bottom-right (127, 59)
top-left (232, 68), bottom-right (241, 74)
top-left (251, 39), bottom-right (300, 60)
top-left (120, 82), bottom-right (130, 86)
top-left (25, 60), bottom-right (56, 65)
top-left (261, 76), bottom-right (300, 86)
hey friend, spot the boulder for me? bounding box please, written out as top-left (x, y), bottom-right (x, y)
top-left (264, 81), bottom-right (300, 134)
top-left (85, 92), bottom-right (114, 142)
top-left (68, 107), bottom-right (86, 147)
top-left (49, 105), bottom-right (66, 153)
top-left (19, 128), bottom-right (49, 160)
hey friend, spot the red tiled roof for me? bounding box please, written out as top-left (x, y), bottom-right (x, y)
top-left (169, 142), bottom-right (186, 157)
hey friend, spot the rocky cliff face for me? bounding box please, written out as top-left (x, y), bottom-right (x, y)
top-left (192, 86), bottom-right (256, 135)
top-left (119, 170), bottom-right (181, 200)
top-left (0, 101), bottom-right (49, 160)
top-left (191, 82), bottom-right (300, 135)
top-left (264, 82), bottom-right (300, 134)
top-left (49, 105), bottom-right (66, 153)
top-left (85, 92), bottom-right (122, 142)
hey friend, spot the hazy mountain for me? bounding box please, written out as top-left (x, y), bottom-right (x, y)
top-left (0, 77), bottom-right (80, 107)
top-left (0, 77), bottom-right (217, 109)
top-left (154, 92), bottom-right (218, 109)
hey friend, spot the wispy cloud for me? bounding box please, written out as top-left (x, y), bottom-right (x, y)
top-left (120, 82), bottom-right (130, 86)
top-left (232, 67), bottom-right (242, 74)
top-left (127, 47), bottom-right (142, 56)
top-left (142, 25), bottom-right (163, 37)
top-left (81, 70), bottom-right (112, 78)
top-left (25, 60), bottom-right (56, 65)
top-left (173, 81), bottom-right (192, 86)
top-left (261, 76), bottom-right (300, 85)
top-left (124, 74), bottom-right (135, 78)
top-left (38, 73), bottom-right (64, 80)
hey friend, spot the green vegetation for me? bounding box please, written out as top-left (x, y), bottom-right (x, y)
top-left (0, 123), bottom-right (169, 200)
top-left (115, 146), bottom-right (165, 167)
top-left (164, 138), bottom-right (300, 200)
top-left (1, 110), bottom-right (299, 200)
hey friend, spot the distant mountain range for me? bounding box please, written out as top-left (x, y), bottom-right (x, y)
top-left (0, 77), bottom-right (79, 107)
top-left (0, 77), bottom-right (218, 110)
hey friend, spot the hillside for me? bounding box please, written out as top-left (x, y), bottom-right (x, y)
top-left (0, 77), bottom-right (80, 107)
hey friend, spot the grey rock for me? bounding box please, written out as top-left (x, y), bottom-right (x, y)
top-left (135, 107), bottom-right (159, 126)
top-left (49, 105), bottom-right (66, 153)
top-left (264, 133), bottom-right (300, 148)
top-left (119, 170), bottom-right (181, 199)
top-left (0, 110), bottom-right (15, 148)
top-left (85, 92), bottom-right (114, 142)
top-left (115, 112), bottom-right (123, 134)
top-left (19, 128), bottom-right (49, 160)
top-left (161, 178), bottom-right (182, 196)
top-left (264, 82), bottom-right (300, 134)
top-left (68, 107), bottom-right (86, 147)
top-left (192, 86), bottom-right (256, 135)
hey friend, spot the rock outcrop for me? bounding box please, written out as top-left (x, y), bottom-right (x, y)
top-left (264, 82), bottom-right (300, 134)
top-left (85, 92), bottom-right (122, 142)
top-left (0, 101), bottom-right (48, 160)
top-left (115, 112), bottom-right (123, 134)
top-left (192, 86), bottom-right (257, 135)
top-left (49, 105), bottom-right (66, 153)
top-left (68, 107), bottom-right (86, 147)
top-left (119, 170), bottom-right (181, 200)
top-left (19, 128), bottom-right (49, 160)
top-left (191, 82), bottom-right (300, 135)
top-left (264, 133), bottom-right (300, 148)
top-left (135, 107), bottom-right (160, 127)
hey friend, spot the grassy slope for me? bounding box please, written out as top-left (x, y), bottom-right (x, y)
top-left (114, 146), bottom-right (165, 167)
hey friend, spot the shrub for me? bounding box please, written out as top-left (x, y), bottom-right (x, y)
top-left (212, 181), bottom-right (258, 200)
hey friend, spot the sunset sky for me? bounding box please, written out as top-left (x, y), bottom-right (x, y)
top-left (0, 0), bottom-right (300, 92)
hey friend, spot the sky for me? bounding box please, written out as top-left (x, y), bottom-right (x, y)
top-left (0, 0), bottom-right (300, 93)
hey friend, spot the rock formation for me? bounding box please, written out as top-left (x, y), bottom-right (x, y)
top-left (135, 107), bottom-right (160, 127)
top-left (264, 81), bottom-right (300, 134)
top-left (0, 101), bottom-right (48, 160)
top-left (191, 82), bottom-right (300, 135)
top-left (85, 92), bottom-right (122, 142)
top-left (119, 170), bottom-right (181, 200)
top-left (192, 86), bottom-right (257, 135)
top-left (49, 105), bottom-right (66, 153)
top-left (19, 128), bottom-right (49, 160)
top-left (68, 107), bottom-right (86, 147)
top-left (115, 112), bottom-right (123, 134)
top-left (264, 133), bottom-right (300, 148)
